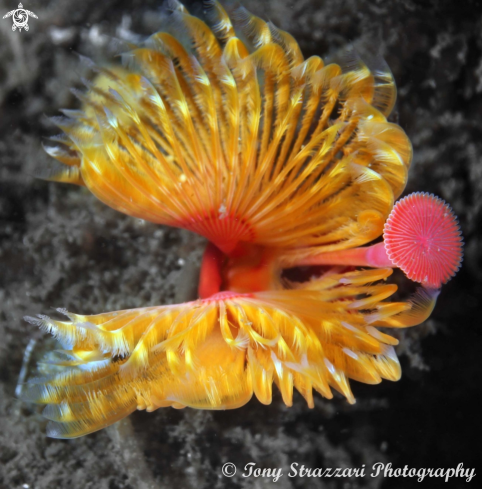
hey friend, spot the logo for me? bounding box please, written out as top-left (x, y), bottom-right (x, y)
top-left (3, 3), bottom-right (38, 32)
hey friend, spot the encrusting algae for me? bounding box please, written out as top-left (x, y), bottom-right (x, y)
top-left (22, 0), bottom-right (463, 438)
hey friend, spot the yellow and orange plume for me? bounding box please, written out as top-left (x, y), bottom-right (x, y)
top-left (42, 0), bottom-right (410, 256)
top-left (21, 1), bottom-right (458, 440)
top-left (24, 268), bottom-right (419, 438)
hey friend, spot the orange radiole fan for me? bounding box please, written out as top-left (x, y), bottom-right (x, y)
top-left (22, 0), bottom-right (463, 438)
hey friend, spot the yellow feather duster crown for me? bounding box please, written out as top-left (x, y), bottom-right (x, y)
top-left (43, 0), bottom-right (410, 256)
top-left (21, 0), bottom-right (457, 439)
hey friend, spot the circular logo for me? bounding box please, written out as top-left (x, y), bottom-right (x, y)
top-left (3, 3), bottom-right (38, 32)
top-left (13, 9), bottom-right (28, 28)
top-left (221, 462), bottom-right (236, 477)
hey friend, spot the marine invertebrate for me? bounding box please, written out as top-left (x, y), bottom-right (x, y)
top-left (43, 0), bottom-right (408, 257)
top-left (383, 192), bottom-right (463, 287)
top-left (282, 192), bottom-right (463, 289)
top-left (22, 0), bottom-right (463, 438)
top-left (24, 268), bottom-right (408, 438)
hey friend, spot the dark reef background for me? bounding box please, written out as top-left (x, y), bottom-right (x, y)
top-left (1, 0), bottom-right (481, 488)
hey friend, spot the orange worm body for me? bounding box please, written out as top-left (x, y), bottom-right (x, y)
top-left (21, 0), bottom-right (462, 438)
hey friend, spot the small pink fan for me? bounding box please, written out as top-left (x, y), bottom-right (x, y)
top-left (383, 192), bottom-right (463, 288)
top-left (289, 192), bottom-right (463, 289)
